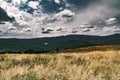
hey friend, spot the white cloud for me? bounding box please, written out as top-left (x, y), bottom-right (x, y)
top-left (12, 0), bottom-right (28, 5)
top-left (28, 1), bottom-right (39, 9)
top-left (105, 18), bottom-right (117, 24)
top-left (54, 0), bottom-right (60, 4)
top-left (55, 9), bottom-right (75, 21)
top-left (55, 9), bottom-right (75, 17)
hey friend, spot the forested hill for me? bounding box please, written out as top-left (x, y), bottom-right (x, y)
top-left (0, 34), bottom-right (120, 53)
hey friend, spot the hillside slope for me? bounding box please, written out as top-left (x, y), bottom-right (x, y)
top-left (0, 34), bottom-right (120, 53)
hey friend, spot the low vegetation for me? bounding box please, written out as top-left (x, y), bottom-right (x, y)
top-left (0, 46), bottom-right (120, 80)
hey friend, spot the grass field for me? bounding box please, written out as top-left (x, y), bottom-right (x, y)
top-left (0, 46), bottom-right (120, 80)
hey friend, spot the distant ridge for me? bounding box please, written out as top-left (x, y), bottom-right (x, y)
top-left (0, 34), bottom-right (120, 53)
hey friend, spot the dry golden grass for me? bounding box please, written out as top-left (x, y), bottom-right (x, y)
top-left (0, 46), bottom-right (120, 80)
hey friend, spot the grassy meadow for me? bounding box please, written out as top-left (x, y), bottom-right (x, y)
top-left (0, 46), bottom-right (120, 80)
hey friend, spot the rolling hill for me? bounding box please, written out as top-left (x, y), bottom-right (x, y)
top-left (0, 34), bottom-right (120, 53)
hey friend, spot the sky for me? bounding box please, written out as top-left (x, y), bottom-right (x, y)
top-left (0, 0), bottom-right (120, 38)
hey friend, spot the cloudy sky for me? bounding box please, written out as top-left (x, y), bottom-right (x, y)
top-left (0, 0), bottom-right (120, 38)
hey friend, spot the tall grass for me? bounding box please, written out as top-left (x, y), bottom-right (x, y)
top-left (0, 46), bottom-right (120, 80)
